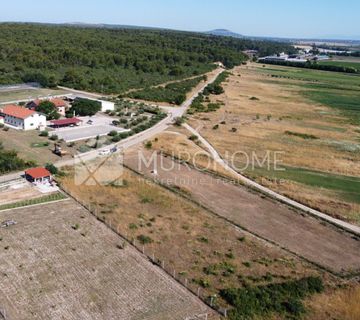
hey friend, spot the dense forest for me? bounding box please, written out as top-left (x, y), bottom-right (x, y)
top-left (0, 23), bottom-right (295, 93)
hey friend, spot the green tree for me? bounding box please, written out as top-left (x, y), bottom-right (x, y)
top-left (36, 101), bottom-right (60, 120)
top-left (68, 98), bottom-right (101, 116)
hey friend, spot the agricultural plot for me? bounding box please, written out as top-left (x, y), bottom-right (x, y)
top-left (317, 60), bottom-right (360, 70)
top-left (60, 166), bottom-right (325, 315)
top-left (0, 200), bottom-right (210, 320)
top-left (187, 63), bottom-right (360, 224)
top-left (123, 149), bottom-right (360, 276)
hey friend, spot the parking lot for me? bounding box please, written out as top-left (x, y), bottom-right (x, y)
top-left (51, 114), bottom-right (129, 142)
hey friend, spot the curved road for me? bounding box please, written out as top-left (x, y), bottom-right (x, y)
top-left (3, 66), bottom-right (359, 236)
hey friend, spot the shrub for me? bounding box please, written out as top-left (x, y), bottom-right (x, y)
top-left (213, 124), bottom-right (219, 130)
top-left (144, 141), bottom-right (152, 149)
top-left (137, 235), bottom-right (153, 244)
top-left (49, 134), bottom-right (58, 141)
top-left (45, 163), bottom-right (58, 175)
top-left (39, 130), bottom-right (49, 137)
top-left (198, 236), bottom-right (209, 243)
top-left (220, 276), bottom-right (324, 319)
top-left (188, 134), bottom-right (198, 141)
top-left (174, 117), bottom-right (185, 126)
top-left (108, 130), bottom-right (118, 137)
top-left (285, 131), bottom-right (319, 140)
top-left (193, 278), bottom-right (210, 288)
top-left (129, 223), bottom-right (138, 230)
top-left (111, 135), bottom-right (121, 142)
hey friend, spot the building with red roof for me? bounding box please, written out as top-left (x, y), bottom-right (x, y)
top-left (49, 117), bottom-right (82, 128)
top-left (25, 167), bottom-right (52, 183)
top-left (28, 98), bottom-right (69, 116)
top-left (0, 105), bottom-right (46, 130)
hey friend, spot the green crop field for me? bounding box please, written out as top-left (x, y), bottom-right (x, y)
top-left (246, 165), bottom-right (360, 204)
top-left (259, 65), bottom-right (360, 124)
top-left (318, 60), bottom-right (360, 70)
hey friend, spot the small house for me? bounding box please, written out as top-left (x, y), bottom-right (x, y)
top-left (28, 98), bottom-right (69, 116)
top-left (25, 167), bottom-right (52, 183)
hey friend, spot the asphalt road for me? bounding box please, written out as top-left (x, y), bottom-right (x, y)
top-left (3, 66), bottom-right (359, 236)
top-left (56, 68), bottom-right (225, 167)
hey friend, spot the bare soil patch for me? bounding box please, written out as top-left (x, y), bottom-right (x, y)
top-left (60, 167), bottom-right (322, 310)
top-left (0, 200), bottom-right (209, 320)
top-left (123, 148), bottom-right (360, 276)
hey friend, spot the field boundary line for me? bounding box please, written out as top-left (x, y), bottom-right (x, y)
top-left (183, 123), bottom-right (360, 237)
top-left (59, 185), bottom-right (222, 319)
top-left (123, 163), bottom-right (360, 279)
top-left (0, 197), bottom-right (70, 214)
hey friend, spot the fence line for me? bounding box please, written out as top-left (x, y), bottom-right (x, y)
top-left (61, 186), bottom-right (229, 318)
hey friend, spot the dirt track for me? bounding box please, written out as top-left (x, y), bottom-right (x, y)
top-left (125, 149), bottom-right (360, 275)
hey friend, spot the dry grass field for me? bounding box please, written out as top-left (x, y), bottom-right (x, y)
top-left (0, 199), bottom-right (210, 320)
top-left (59, 164), bottom-right (338, 312)
top-left (305, 284), bottom-right (360, 320)
top-left (0, 128), bottom-right (74, 166)
top-left (0, 87), bottom-right (69, 103)
top-left (187, 63), bottom-right (360, 224)
top-left (122, 148), bottom-right (360, 276)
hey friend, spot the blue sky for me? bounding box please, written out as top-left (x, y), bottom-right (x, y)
top-left (1, 0), bottom-right (359, 39)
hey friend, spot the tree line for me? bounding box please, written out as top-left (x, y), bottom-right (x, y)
top-left (260, 59), bottom-right (359, 74)
top-left (0, 23), bottom-right (295, 93)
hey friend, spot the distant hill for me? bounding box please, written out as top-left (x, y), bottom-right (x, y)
top-left (205, 29), bottom-right (245, 38)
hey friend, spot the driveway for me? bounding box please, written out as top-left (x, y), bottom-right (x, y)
top-left (51, 114), bottom-right (128, 142)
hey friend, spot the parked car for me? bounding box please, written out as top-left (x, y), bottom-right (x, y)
top-left (98, 149), bottom-right (111, 156)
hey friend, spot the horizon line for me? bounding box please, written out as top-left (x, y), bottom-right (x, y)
top-left (0, 20), bottom-right (359, 42)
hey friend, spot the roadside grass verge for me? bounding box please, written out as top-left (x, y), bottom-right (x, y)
top-left (0, 192), bottom-right (66, 211)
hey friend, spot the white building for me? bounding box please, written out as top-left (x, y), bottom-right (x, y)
top-left (67, 94), bottom-right (115, 112)
top-left (0, 105), bottom-right (46, 130)
top-left (99, 100), bottom-right (115, 112)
